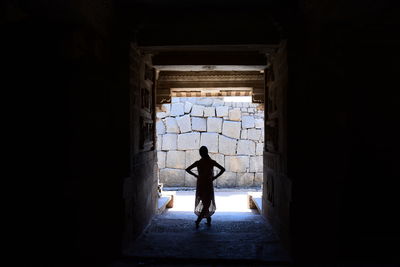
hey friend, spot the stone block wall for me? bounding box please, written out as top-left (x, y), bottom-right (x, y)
top-left (156, 97), bottom-right (264, 188)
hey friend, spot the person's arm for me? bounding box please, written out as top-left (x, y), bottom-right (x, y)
top-left (213, 161), bottom-right (225, 181)
top-left (185, 161), bottom-right (199, 178)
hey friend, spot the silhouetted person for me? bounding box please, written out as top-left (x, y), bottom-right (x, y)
top-left (186, 146), bottom-right (225, 228)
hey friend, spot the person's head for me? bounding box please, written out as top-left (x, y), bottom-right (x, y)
top-left (199, 146), bottom-right (209, 158)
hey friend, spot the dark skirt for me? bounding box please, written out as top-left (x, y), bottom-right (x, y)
top-left (194, 178), bottom-right (216, 218)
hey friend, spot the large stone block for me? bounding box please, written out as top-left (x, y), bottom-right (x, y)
top-left (222, 121), bottom-right (241, 139)
top-left (250, 156), bottom-right (263, 172)
top-left (157, 135), bottom-right (162, 151)
top-left (165, 117), bottom-right (180, 133)
top-left (161, 104), bottom-right (171, 115)
top-left (185, 171), bottom-right (198, 187)
top-left (192, 117), bottom-right (207, 131)
top-left (185, 150), bottom-right (201, 168)
top-left (242, 102), bottom-right (249, 108)
top-left (228, 109), bottom-right (241, 121)
top-left (159, 168), bottom-right (185, 187)
top-left (184, 101), bottom-right (193, 113)
top-left (166, 150), bottom-right (186, 169)
top-left (170, 103), bottom-right (184, 117)
top-left (157, 151), bottom-right (166, 169)
top-left (216, 172), bottom-right (237, 188)
top-left (225, 156), bottom-right (250, 172)
top-left (171, 97), bottom-right (180, 103)
top-left (256, 143), bottom-right (264, 155)
top-left (200, 132), bottom-right (219, 153)
top-left (207, 117), bottom-right (223, 133)
top-left (248, 108), bottom-right (255, 113)
top-left (210, 153), bottom-right (224, 168)
top-left (156, 112), bottom-right (167, 119)
top-left (242, 115), bottom-right (255, 128)
top-left (162, 134), bottom-right (177, 150)
top-left (237, 140), bottom-right (256, 155)
top-left (191, 105), bottom-right (205, 117)
top-left (237, 173), bottom-right (254, 187)
top-left (241, 129), bottom-right (248, 139)
top-left (197, 98), bottom-right (213, 106)
top-left (176, 115), bottom-right (192, 133)
top-left (156, 120), bottom-right (166, 135)
top-left (248, 128), bottom-right (262, 141)
top-left (204, 107), bottom-right (216, 117)
top-left (254, 173), bottom-right (263, 186)
top-left (255, 119), bottom-right (264, 128)
top-left (216, 106), bottom-right (229, 117)
top-left (212, 99), bottom-right (224, 107)
top-left (177, 132), bottom-right (200, 150)
top-left (218, 135), bottom-right (237, 155)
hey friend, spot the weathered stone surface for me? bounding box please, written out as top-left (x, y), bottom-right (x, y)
top-left (248, 108), bottom-right (255, 113)
top-left (216, 172), bottom-right (237, 187)
top-left (165, 117), bottom-right (180, 133)
top-left (241, 108), bottom-right (248, 112)
top-left (210, 153), bottom-right (224, 167)
top-left (222, 121), bottom-right (241, 139)
top-left (157, 151), bottom-right (166, 169)
top-left (197, 98), bottom-right (213, 106)
top-left (237, 172), bottom-right (254, 187)
top-left (166, 150), bottom-right (186, 169)
top-left (156, 112), bottom-right (167, 119)
top-left (200, 132), bottom-right (219, 153)
top-left (237, 140), bottom-right (256, 155)
top-left (235, 102), bottom-right (243, 108)
top-left (228, 109), bottom-right (241, 121)
top-left (170, 103), bottom-right (184, 117)
top-left (256, 143), bottom-right (264, 155)
top-left (185, 171), bottom-right (198, 187)
top-left (184, 101), bottom-right (193, 113)
top-left (207, 117), bottom-right (223, 133)
top-left (185, 150), bottom-right (201, 168)
top-left (218, 135), bottom-right (237, 155)
top-left (156, 120), bottom-right (166, 135)
top-left (171, 97), bottom-right (180, 103)
top-left (204, 107), bottom-right (216, 117)
top-left (255, 119), bottom-right (264, 128)
top-left (225, 102), bottom-right (232, 107)
top-left (176, 115), bottom-right (191, 133)
top-left (212, 98), bottom-right (224, 107)
top-left (191, 117), bottom-right (207, 131)
top-left (177, 132), bottom-right (200, 150)
top-left (162, 134), bottom-right (177, 150)
top-left (161, 104), bottom-right (171, 115)
top-left (159, 168), bottom-right (185, 186)
top-left (241, 129), bottom-right (248, 139)
top-left (242, 115), bottom-right (255, 128)
top-left (225, 156), bottom-right (250, 172)
top-left (191, 105), bottom-right (204, 117)
top-left (248, 128), bottom-right (262, 141)
top-left (259, 129), bottom-right (264, 142)
top-left (254, 173), bottom-right (263, 186)
top-left (157, 135), bottom-right (162, 151)
top-left (243, 102), bottom-right (249, 108)
top-left (216, 106), bottom-right (229, 117)
top-left (250, 156), bottom-right (263, 172)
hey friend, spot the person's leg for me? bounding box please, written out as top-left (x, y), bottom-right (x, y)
top-left (195, 199), bottom-right (211, 227)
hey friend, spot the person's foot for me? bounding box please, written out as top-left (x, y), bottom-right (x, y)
top-left (206, 217), bottom-right (211, 226)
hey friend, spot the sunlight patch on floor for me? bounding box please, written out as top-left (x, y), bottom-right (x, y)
top-left (169, 191), bottom-right (255, 213)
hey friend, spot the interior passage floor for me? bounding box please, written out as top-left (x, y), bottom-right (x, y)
top-left (122, 191), bottom-right (290, 266)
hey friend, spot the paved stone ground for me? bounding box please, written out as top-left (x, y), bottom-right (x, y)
top-left (120, 192), bottom-right (291, 266)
